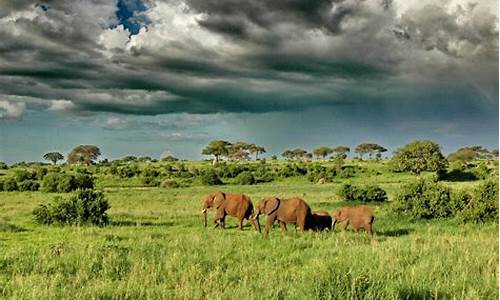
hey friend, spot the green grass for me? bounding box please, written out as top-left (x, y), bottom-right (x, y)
top-left (0, 176), bottom-right (498, 299)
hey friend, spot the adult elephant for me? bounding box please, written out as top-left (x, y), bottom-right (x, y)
top-left (252, 197), bottom-right (312, 237)
top-left (201, 191), bottom-right (260, 232)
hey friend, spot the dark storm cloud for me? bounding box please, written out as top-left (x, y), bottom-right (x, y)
top-left (0, 0), bottom-right (497, 118)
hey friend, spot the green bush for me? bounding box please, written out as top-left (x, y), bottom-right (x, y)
top-left (201, 170), bottom-right (223, 186)
top-left (458, 180), bottom-right (498, 223)
top-left (3, 177), bottom-right (18, 191)
top-left (13, 170), bottom-right (36, 182)
top-left (392, 179), bottom-right (452, 219)
top-left (33, 189), bottom-right (110, 226)
top-left (0, 162), bottom-right (7, 169)
top-left (473, 163), bottom-right (490, 180)
top-left (40, 173), bottom-right (94, 193)
top-left (234, 172), bottom-right (255, 185)
top-left (338, 183), bottom-right (387, 202)
top-left (142, 175), bottom-right (160, 187)
top-left (160, 179), bottom-right (180, 189)
top-left (74, 173), bottom-right (95, 190)
top-left (18, 180), bottom-right (40, 192)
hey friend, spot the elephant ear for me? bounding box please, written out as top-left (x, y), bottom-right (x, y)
top-left (213, 191), bottom-right (226, 209)
top-left (264, 197), bottom-right (280, 215)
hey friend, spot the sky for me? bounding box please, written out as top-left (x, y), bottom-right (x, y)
top-left (0, 0), bottom-right (498, 163)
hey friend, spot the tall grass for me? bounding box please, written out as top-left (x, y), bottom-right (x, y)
top-left (0, 179), bottom-right (497, 299)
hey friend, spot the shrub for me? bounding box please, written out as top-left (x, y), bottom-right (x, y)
top-left (160, 179), bottom-right (180, 189)
top-left (458, 180), bottom-right (498, 223)
top-left (0, 162), bottom-right (7, 169)
top-left (3, 177), bottom-right (18, 191)
top-left (74, 173), bottom-right (95, 190)
top-left (40, 173), bottom-right (93, 193)
top-left (256, 171), bottom-right (276, 183)
top-left (338, 183), bottom-right (387, 202)
top-left (33, 189), bottom-right (110, 226)
top-left (201, 169), bottom-right (223, 186)
top-left (14, 170), bottom-right (36, 182)
top-left (473, 163), bottom-right (490, 180)
top-left (278, 163), bottom-right (307, 178)
top-left (18, 180), bottom-right (40, 192)
top-left (235, 172), bottom-right (255, 185)
top-left (392, 179), bottom-right (452, 219)
top-left (142, 176), bottom-right (160, 187)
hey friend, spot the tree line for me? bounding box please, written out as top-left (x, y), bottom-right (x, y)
top-left (27, 140), bottom-right (498, 169)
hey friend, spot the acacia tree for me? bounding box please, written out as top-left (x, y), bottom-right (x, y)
top-left (391, 140), bottom-right (447, 175)
top-left (248, 144), bottom-right (266, 160)
top-left (67, 145), bottom-right (101, 165)
top-left (313, 146), bottom-right (333, 159)
top-left (281, 150), bottom-right (294, 160)
top-left (202, 140), bottom-right (232, 164)
top-left (332, 146), bottom-right (350, 159)
top-left (355, 143), bottom-right (386, 160)
top-left (43, 152), bottom-right (64, 164)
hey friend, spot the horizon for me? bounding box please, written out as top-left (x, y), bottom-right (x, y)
top-left (0, 0), bottom-right (498, 164)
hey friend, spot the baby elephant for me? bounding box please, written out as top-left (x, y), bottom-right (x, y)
top-left (308, 210), bottom-right (332, 231)
top-left (332, 205), bottom-right (375, 235)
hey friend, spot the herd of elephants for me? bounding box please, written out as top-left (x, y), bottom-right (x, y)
top-left (201, 191), bottom-right (375, 236)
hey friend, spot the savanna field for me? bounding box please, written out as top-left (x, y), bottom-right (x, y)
top-left (0, 156), bottom-right (498, 299)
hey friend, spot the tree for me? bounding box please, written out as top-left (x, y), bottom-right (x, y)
top-left (281, 148), bottom-right (308, 160)
top-left (248, 144), bottom-right (266, 160)
top-left (332, 146), bottom-right (350, 158)
top-left (355, 144), bottom-right (371, 160)
top-left (43, 152), bottom-right (64, 165)
top-left (448, 147), bottom-right (479, 166)
top-left (313, 146), bottom-right (333, 159)
top-left (228, 142), bottom-right (250, 161)
top-left (355, 143), bottom-right (386, 160)
top-left (391, 140), bottom-right (447, 175)
top-left (201, 140), bottom-right (232, 164)
top-left (281, 149), bottom-right (295, 160)
top-left (67, 145), bottom-right (101, 165)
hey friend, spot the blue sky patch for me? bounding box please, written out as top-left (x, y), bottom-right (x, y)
top-left (115, 0), bottom-right (149, 35)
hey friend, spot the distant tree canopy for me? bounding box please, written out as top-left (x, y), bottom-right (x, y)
top-left (392, 140), bottom-right (447, 175)
top-left (248, 144), bottom-right (266, 160)
top-left (448, 146), bottom-right (498, 166)
top-left (355, 143), bottom-right (387, 160)
top-left (202, 140), bottom-right (232, 164)
top-left (202, 140), bottom-right (265, 163)
top-left (332, 146), bottom-right (350, 158)
top-left (43, 152), bottom-right (64, 164)
top-left (282, 148), bottom-right (310, 160)
top-left (67, 145), bottom-right (101, 165)
top-left (313, 146), bottom-right (333, 159)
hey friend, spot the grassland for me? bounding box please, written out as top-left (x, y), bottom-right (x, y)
top-left (0, 161), bottom-right (498, 299)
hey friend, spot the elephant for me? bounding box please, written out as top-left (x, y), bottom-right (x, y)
top-left (201, 191), bottom-right (260, 232)
top-left (332, 205), bottom-right (374, 235)
top-left (308, 210), bottom-right (332, 231)
top-left (252, 197), bottom-right (312, 236)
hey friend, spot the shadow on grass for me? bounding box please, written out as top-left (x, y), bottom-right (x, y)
top-left (0, 222), bottom-right (28, 232)
top-left (110, 220), bottom-right (175, 227)
top-left (376, 228), bottom-right (412, 237)
top-left (398, 287), bottom-right (447, 299)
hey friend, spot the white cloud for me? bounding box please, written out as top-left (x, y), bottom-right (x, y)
top-left (48, 100), bottom-right (76, 112)
top-left (0, 100), bottom-right (26, 120)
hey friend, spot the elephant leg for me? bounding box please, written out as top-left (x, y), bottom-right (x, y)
top-left (265, 215), bottom-right (276, 237)
top-left (279, 221), bottom-right (287, 234)
top-left (238, 218), bottom-right (244, 230)
top-left (341, 220), bottom-right (349, 231)
top-left (366, 223), bottom-right (373, 235)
